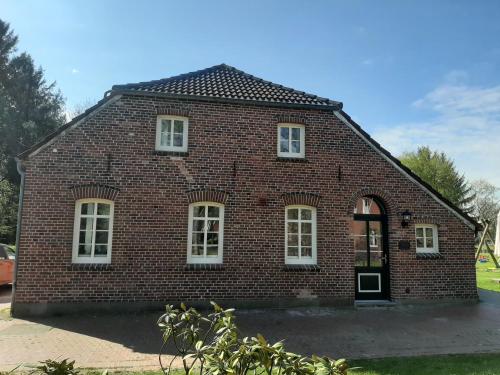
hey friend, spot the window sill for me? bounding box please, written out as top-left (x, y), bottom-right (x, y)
top-left (282, 264), bottom-right (320, 272)
top-left (69, 263), bottom-right (113, 271)
top-left (275, 157), bottom-right (309, 163)
top-left (153, 150), bottom-right (189, 157)
top-left (184, 263), bottom-right (225, 271)
top-left (416, 253), bottom-right (442, 260)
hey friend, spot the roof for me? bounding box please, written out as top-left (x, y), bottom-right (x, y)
top-left (111, 64), bottom-right (342, 110)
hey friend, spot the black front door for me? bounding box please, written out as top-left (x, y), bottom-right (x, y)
top-left (353, 214), bottom-right (389, 300)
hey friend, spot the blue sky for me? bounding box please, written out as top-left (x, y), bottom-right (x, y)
top-left (3, 0), bottom-right (500, 186)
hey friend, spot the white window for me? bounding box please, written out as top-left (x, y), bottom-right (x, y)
top-left (415, 224), bottom-right (439, 253)
top-left (72, 199), bottom-right (114, 264)
top-left (277, 124), bottom-right (305, 158)
top-left (187, 202), bottom-right (224, 264)
top-left (285, 205), bottom-right (317, 264)
top-left (156, 115), bottom-right (189, 152)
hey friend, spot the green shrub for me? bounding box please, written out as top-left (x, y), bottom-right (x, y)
top-left (30, 359), bottom-right (79, 375)
top-left (157, 302), bottom-right (348, 375)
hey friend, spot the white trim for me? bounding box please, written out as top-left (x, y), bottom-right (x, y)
top-left (187, 202), bottom-right (224, 264)
top-left (25, 95), bottom-right (122, 160)
top-left (72, 199), bottom-right (114, 264)
top-left (277, 123), bottom-right (305, 158)
top-left (358, 273), bottom-right (381, 293)
top-left (285, 205), bottom-right (317, 265)
top-left (333, 111), bottom-right (475, 230)
top-left (415, 224), bottom-right (439, 254)
top-left (155, 115), bottom-right (189, 152)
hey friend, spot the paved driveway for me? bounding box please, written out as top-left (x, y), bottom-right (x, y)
top-left (1, 291), bottom-right (500, 371)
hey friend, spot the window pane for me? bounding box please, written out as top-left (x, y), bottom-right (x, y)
top-left (207, 232), bottom-right (219, 245)
top-left (207, 206), bottom-right (220, 218)
top-left (95, 231), bottom-right (109, 244)
top-left (80, 217), bottom-right (93, 231)
top-left (207, 220), bottom-right (219, 232)
top-left (426, 237), bottom-right (434, 248)
top-left (192, 245), bottom-right (203, 256)
top-left (192, 233), bottom-right (204, 245)
top-left (301, 209), bottom-right (312, 220)
top-left (97, 203), bottom-right (110, 216)
top-left (193, 220), bottom-right (205, 232)
top-left (287, 209), bottom-right (298, 220)
top-left (291, 140), bottom-right (300, 153)
top-left (173, 133), bottom-right (183, 147)
top-left (173, 120), bottom-right (183, 133)
top-left (161, 119), bottom-right (172, 133)
top-left (96, 218), bottom-right (109, 230)
top-left (206, 246), bottom-right (218, 256)
top-left (78, 244), bottom-right (91, 256)
top-left (355, 250), bottom-right (368, 267)
top-left (79, 230), bottom-right (93, 244)
top-left (301, 234), bottom-right (312, 247)
top-left (291, 127), bottom-right (301, 141)
top-left (288, 234), bottom-right (298, 246)
top-left (288, 246), bottom-right (298, 257)
top-left (425, 228), bottom-right (434, 238)
top-left (81, 203), bottom-right (95, 215)
top-left (161, 132), bottom-right (171, 146)
top-left (94, 245), bottom-right (108, 256)
top-left (301, 222), bottom-right (312, 234)
top-left (193, 206), bottom-right (205, 218)
top-left (280, 140), bottom-right (289, 153)
top-left (301, 247), bottom-right (312, 258)
top-left (287, 222), bottom-right (298, 234)
top-left (280, 127), bottom-right (289, 141)
top-left (370, 251), bottom-right (382, 267)
top-left (416, 228), bottom-right (424, 237)
top-left (416, 238), bottom-right (425, 248)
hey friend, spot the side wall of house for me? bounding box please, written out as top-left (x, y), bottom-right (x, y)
top-left (13, 95), bottom-right (477, 314)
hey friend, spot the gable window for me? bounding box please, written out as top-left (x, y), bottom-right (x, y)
top-left (277, 124), bottom-right (305, 158)
top-left (285, 205), bottom-right (317, 264)
top-left (188, 202), bottom-right (224, 264)
top-left (156, 115), bottom-right (189, 152)
top-left (72, 199), bottom-right (114, 264)
top-left (415, 224), bottom-right (439, 253)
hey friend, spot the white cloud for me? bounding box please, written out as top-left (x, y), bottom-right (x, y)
top-left (71, 68), bottom-right (79, 74)
top-left (373, 76), bottom-right (500, 187)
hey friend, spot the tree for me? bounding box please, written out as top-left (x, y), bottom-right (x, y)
top-left (0, 19), bottom-right (66, 243)
top-left (470, 179), bottom-right (499, 236)
top-left (399, 146), bottom-right (475, 212)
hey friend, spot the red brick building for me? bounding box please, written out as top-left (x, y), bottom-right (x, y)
top-left (12, 64), bottom-right (479, 316)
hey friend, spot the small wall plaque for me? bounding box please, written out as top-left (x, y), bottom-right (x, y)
top-left (398, 240), bottom-right (411, 250)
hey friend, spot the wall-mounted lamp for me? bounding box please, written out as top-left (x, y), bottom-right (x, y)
top-left (401, 210), bottom-right (412, 228)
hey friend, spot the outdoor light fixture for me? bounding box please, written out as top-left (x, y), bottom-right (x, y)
top-left (401, 210), bottom-right (412, 228)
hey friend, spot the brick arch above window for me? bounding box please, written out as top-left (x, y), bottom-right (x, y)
top-left (275, 114), bottom-right (308, 125)
top-left (346, 187), bottom-right (395, 216)
top-left (186, 188), bottom-right (230, 205)
top-left (281, 192), bottom-right (321, 207)
top-left (155, 106), bottom-right (191, 117)
top-left (69, 184), bottom-right (120, 201)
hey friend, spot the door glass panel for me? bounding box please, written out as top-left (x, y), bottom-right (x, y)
top-left (351, 221), bottom-right (368, 266)
top-left (368, 221), bottom-right (383, 267)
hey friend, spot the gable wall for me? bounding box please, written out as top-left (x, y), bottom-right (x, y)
top-left (14, 94), bottom-right (477, 313)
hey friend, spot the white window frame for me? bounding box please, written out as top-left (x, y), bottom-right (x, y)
top-left (155, 115), bottom-right (189, 152)
top-left (285, 205), bottom-right (317, 265)
top-left (415, 224), bottom-right (439, 253)
top-left (187, 202), bottom-right (224, 264)
top-left (277, 123), bottom-right (305, 158)
top-left (72, 199), bottom-right (114, 264)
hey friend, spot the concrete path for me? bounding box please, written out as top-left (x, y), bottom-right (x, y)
top-left (1, 290), bottom-right (500, 371)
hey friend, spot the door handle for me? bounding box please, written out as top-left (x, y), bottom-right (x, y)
top-left (381, 254), bottom-right (388, 264)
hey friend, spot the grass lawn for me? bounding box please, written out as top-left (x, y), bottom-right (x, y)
top-left (477, 253), bottom-right (500, 292)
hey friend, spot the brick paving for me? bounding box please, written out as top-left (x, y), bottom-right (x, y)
top-left (1, 289), bottom-right (500, 371)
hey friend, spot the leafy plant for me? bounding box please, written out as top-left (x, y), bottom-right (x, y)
top-left (30, 359), bottom-right (79, 375)
top-left (157, 302), bottom-right (348, 375)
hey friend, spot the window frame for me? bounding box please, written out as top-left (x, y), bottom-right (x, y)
top-left (285, 205), bottom-right (317, 265)
top-left (155, 115), bottom-right (189, 152)
top-left (187, 202), bottom-right (224, 264)
top-left (415, 224), bottom-right (439, 254)
top-left (72, 198), bottom-right (114, 264)
top-left (277, 123), bottom-right (305, 158)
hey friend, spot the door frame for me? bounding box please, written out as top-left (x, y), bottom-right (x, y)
top-left (353, 213), bottom-right (390, 300)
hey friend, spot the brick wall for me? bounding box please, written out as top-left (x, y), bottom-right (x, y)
top-left (13, 94), bottom-right (478, 310)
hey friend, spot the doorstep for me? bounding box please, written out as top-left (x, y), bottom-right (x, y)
top-left (354, 300), bottom-right (397, 308)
